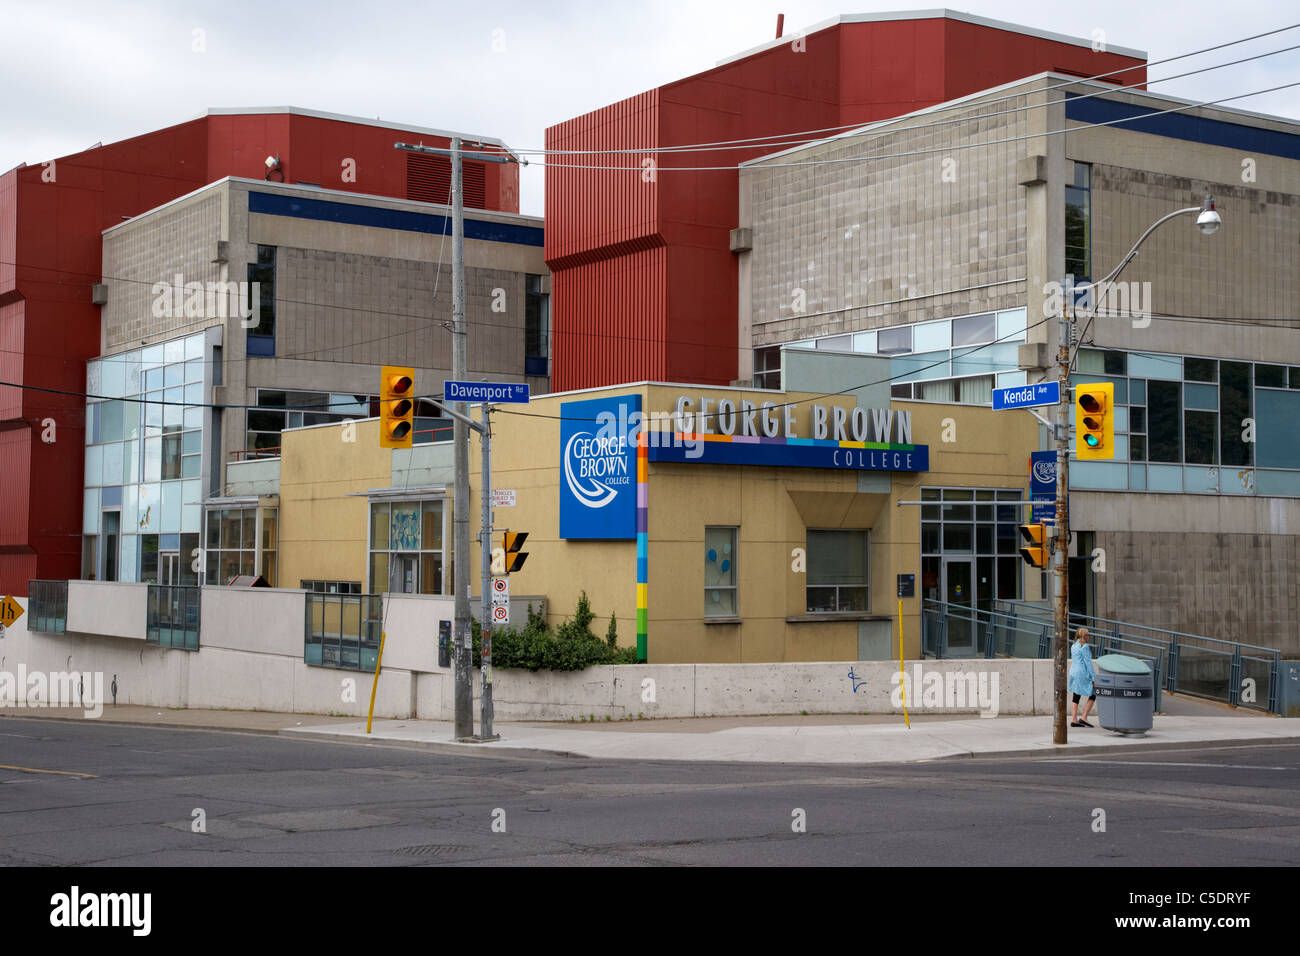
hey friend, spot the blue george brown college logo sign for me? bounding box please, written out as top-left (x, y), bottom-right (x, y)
top-left (560, 395), bottom-right (641, 539)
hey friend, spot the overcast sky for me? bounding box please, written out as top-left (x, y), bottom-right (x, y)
top-left (2, 0), bottom-right (1297, 217)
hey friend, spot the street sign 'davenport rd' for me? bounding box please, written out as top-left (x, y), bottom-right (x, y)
top-left (992, 381), bottom-right (1060, 410)
top-left (443, 381), bottom-right (530, 404)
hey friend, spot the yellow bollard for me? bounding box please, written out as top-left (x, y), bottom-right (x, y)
top-left (897, 599), bottom-right (910, 729)
top-left (366, 630), bottom-right (388, 735)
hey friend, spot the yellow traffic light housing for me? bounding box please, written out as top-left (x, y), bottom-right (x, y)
top-left (380, 366), bottom-right (415, 448)
top-left (503, 531), bottom-right (528, 573)
top-left (1074, 382), bottom-right (1114, 460)
top-left (1018, 523), bottom-right (1048, 569)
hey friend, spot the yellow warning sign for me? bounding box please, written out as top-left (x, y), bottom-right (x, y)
top-left (0, 595), bottom-right (23, 627)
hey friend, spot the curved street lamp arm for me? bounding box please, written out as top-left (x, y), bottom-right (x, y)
top-left (1068, 205), bottom-right (1201, 370)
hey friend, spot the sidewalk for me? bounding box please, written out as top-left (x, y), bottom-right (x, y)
top-left (281, 712), bottom-right (1298, 764)
top-left (5, 697), bottom-right (1294, 765)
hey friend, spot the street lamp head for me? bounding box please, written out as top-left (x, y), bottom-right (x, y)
top-left (1197, 194), bottom-right (1221, 236)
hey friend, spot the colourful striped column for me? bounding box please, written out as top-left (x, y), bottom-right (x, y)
top-left (636, 429), bottom-right (648, 662)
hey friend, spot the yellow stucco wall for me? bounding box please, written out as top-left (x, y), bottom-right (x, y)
top-left (276, 384), bottom-right (1041, 663)
top-left (278, 419), bottom-right (390, 590)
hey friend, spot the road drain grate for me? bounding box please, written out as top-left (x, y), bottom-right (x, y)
top-left (394, 844), bottom-right (467, 857)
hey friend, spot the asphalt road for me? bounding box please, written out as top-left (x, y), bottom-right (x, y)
top-left (1, 717), bottom-right (1297, 866)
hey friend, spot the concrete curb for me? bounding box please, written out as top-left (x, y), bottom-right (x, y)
top-left (0, 713), bottom-right (290, 737)
top-left (278, 728), bottom-right (588, 761)
top-left (937, 735), bottom-right (1300, 763)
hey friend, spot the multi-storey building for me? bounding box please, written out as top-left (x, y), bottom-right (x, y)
top-left (734, 72), bottom-right (1300, 651)
top-left (1, 106), bottom-right (529, 594)
top-left (544, 10), bottom-right (1146, 390)
top-left (83, 174), bottom-right (546, 588)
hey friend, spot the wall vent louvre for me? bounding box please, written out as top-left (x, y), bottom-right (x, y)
top-left (406, 153), bottom-right (486, 208)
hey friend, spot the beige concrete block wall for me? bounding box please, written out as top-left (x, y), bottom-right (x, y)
top-left (1094, 529), bottom-right (1299, 654)
top-left (101, 185), bottom-right (229, 353)
top-left (741, 85), bottom-right (1037, 348)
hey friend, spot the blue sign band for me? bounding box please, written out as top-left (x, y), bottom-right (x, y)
top-left (648, 437), bottom-right (928, 472)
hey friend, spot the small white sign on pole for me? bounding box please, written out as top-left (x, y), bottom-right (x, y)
top-left (492, 604), bottom-right (510, 625)
top-left (493, 489), bottom-right (516, 507)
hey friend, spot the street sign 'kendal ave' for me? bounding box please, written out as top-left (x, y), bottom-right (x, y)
top-left (993, 381), bottom-right (1060, 410)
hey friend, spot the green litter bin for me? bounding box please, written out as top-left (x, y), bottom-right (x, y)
top-left (1094, 654), bottom-right (1154, 736)
top-left (1092, 655), bottom-right (1154, 738)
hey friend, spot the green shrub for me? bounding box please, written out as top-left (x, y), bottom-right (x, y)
top-left (464, 593), bottom-right (633, 672)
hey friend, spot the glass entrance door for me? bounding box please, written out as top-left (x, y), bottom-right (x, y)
top-left (388, 554), bottom-right (418, 594)
top-left (943, 558), bottom-right (976, 655)
top-left (160, 552), bottom-right (180, 586)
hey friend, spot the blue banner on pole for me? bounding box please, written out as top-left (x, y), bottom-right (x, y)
top-left (1031, 450), bottom-right (1057, 523)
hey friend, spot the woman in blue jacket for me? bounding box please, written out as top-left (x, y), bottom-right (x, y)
top-left (1070, 626), bottom-right (1096, 727)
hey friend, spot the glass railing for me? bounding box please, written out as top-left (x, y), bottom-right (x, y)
top-left (147, 585), bottom-right (201, 650)
top-left (27, 580), bottom-right (68, 633)
top-left (304, 593), bottom-right (382, 671)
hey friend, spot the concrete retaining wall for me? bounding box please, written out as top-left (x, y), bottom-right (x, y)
top-left (452, 658), bottom-right (1055, 720)
top-left (4, 596), bottom-right (1054, 720)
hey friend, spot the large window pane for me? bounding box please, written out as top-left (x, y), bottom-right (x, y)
top-left (1185, 410), bottom-right (1218, 464)
top-left (370, 503), bottom-right (390, 549)
top-left (1148, 380), bottom-right (1182, 463)
top-left (952, 313), bottom-right (995, 347)
top-left (221, 509), bottom-right (241, 549)
top-left (391, 503), bottom-right (420, 550)
top-left (421, 501), bottom-right (443, 551)
top-left (1220, 361), bottom-right (1253, 467)
top-left (1256, 389), bottom-right (1300, 468)
top-left (877, 326), bottom-right (912, 355)
top-left (420, 555), bottom-right (442, 594)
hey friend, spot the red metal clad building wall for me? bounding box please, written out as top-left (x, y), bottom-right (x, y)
top-left (1, 110), bottom-right (517, 594)
top-left (547, 15), bottom-right (1146, 392)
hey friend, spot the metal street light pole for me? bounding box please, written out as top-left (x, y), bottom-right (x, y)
top-left (1050, 194), bottom-right (1220, 746)
top-left (393, 139), bottom-right (517, 741)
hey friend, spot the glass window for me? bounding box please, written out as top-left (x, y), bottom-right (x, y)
top-left (816, 334), bottom-right (852, 351)
top-left (1185, 357), bottom-right (1216, 382)
top-left (806, 530), bottom-right (868, 613)
top-left (390, 503), bottom-right (420, 551)
top-left (1255, 364), bottom-right (1286, 389)
top-left (1185, 410), bottom-right (1218, 465)
top-left (704, 526), bottom-right (737, 616)
top-left (368, 499), bottom-right (445, 594)
top-left (421, 501), bottom-right (442, 551)
top-left (162, 434), bottom-right (182, 480)
top-left (1065, 168), bottom-right (1091, 281)
top-left (1148, 380), bottom-right (1182, 463)
top-left (877, 326), bottom-right (912, 355)
top-left (952, 313), bottom-right (995, 347)
top-left (221, 509), bottom-right (242, 549)
top-left (913, 320), bottom-right (950, 352)
top-left (1220, 361), bottom-right (1253, 467)
top-left (370, 503), bottom-right (390, 549)
top-left (1184, 383), bottom-right (1217, 410)
top-left (1256, 390), bottom-right (1300, 469)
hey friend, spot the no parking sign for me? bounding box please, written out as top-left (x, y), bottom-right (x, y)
top-left (491, 577), bottom-right (509, 625)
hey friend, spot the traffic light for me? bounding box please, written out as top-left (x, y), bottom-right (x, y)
top-left (1018, 523), bottom-right (1048, 569)
top-left (503, 531), bottom-right (528, 573)
top-left (1074, 382), bottom-right (1114, 460)
top-left (380, 366), bottom-right (414, 448)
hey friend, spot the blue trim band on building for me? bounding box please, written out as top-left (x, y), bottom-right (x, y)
top-left (248, 192), bottom-right (544, 246)
top-left (649, 440), bottom-right (929, 472)
top-left (1065, 95), bottom-right (1300, 161)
